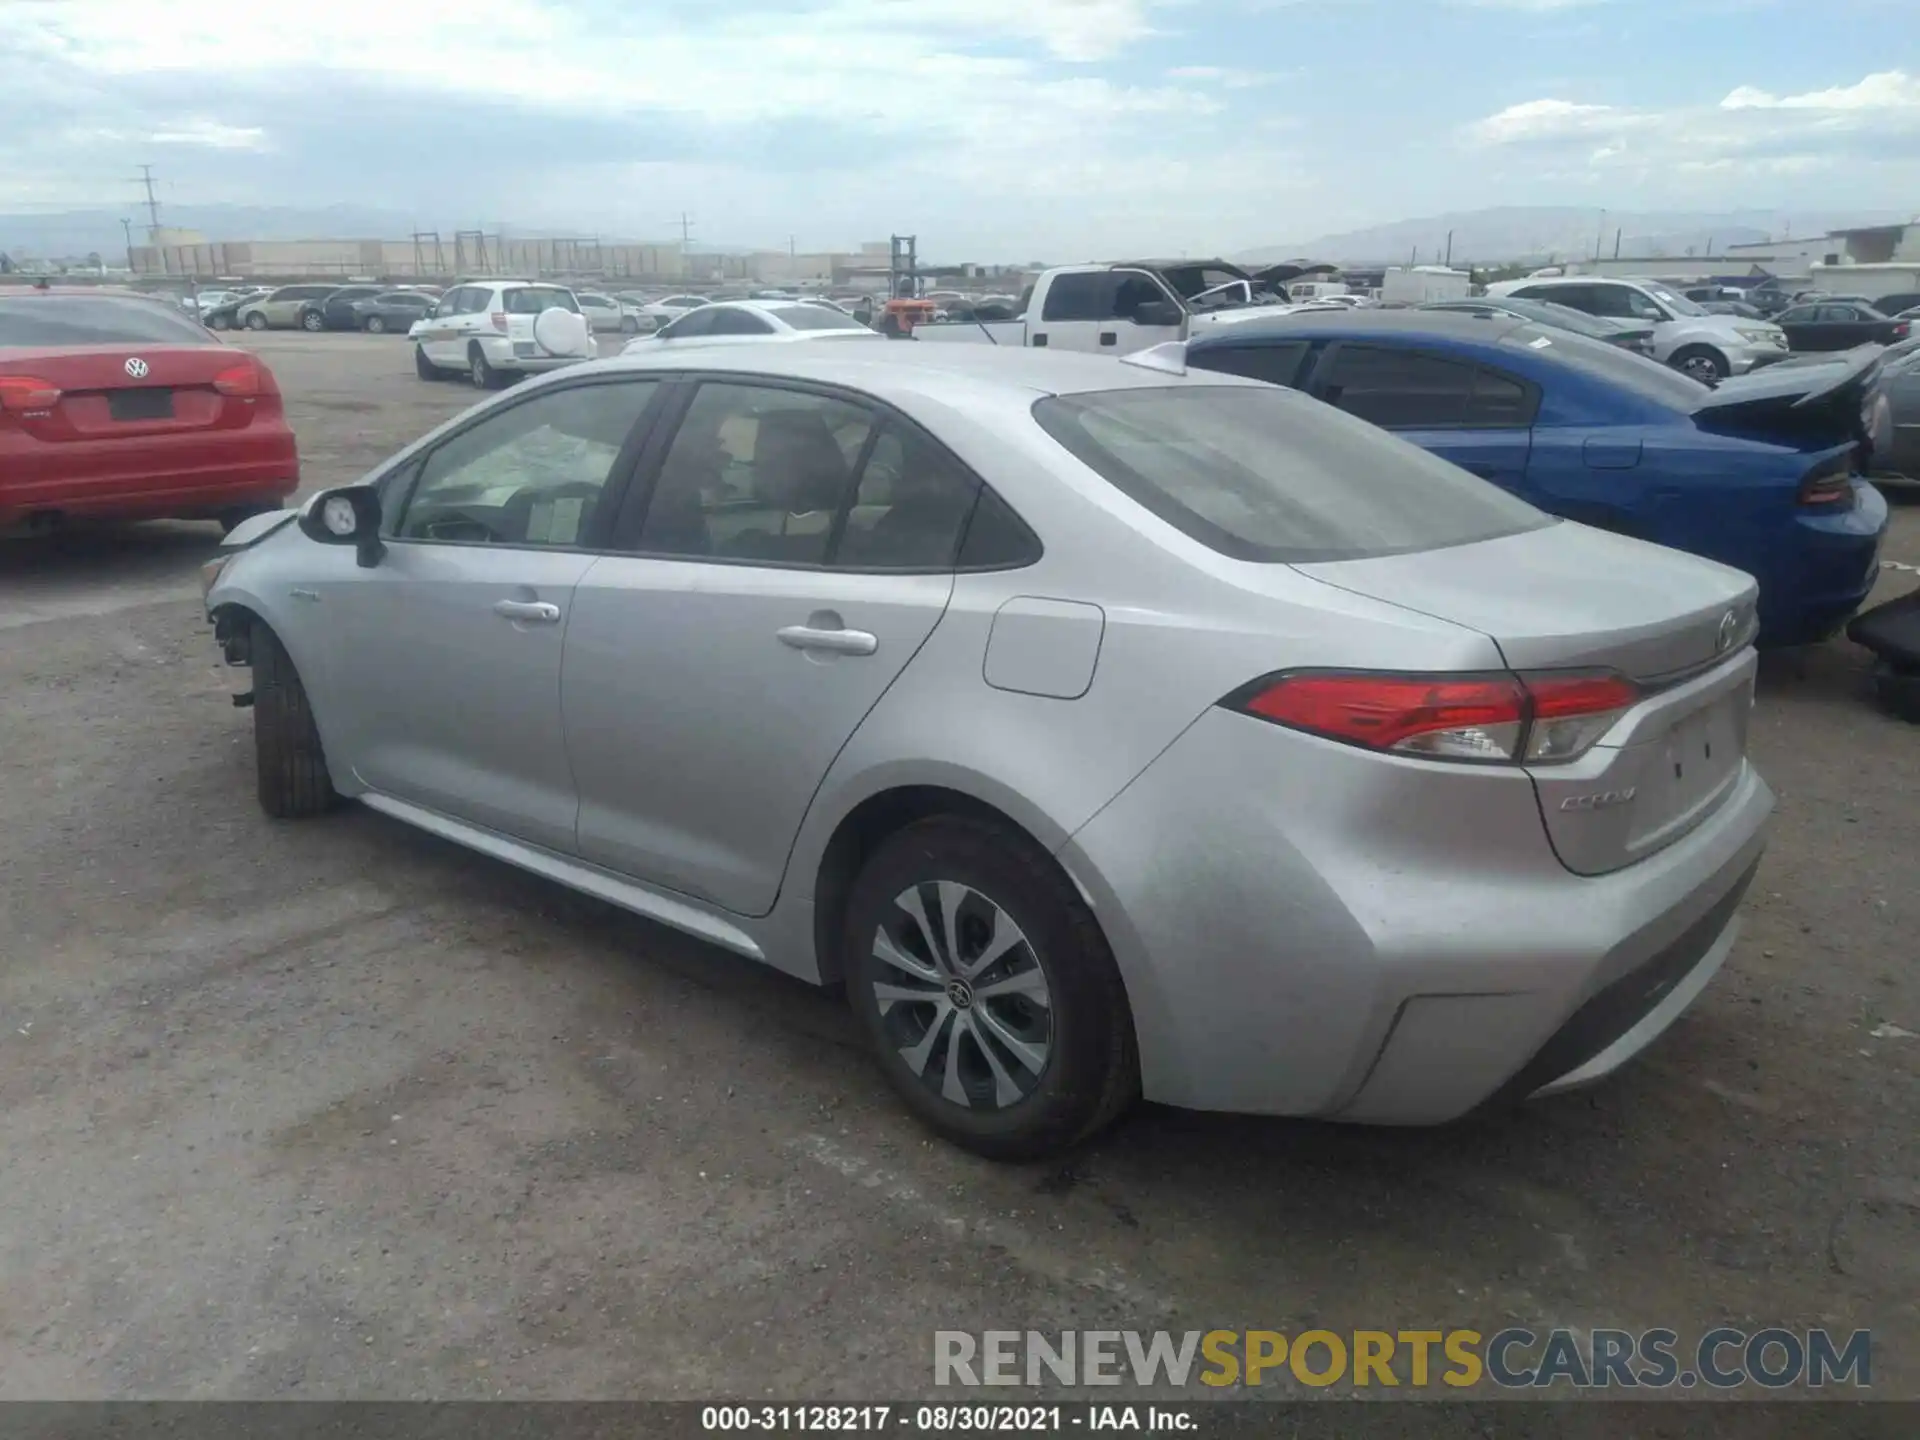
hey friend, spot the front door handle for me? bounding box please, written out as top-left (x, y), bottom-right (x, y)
top-left (1099, 331), bottom-right (1117, 347)
top-left (777, 625), bottom-right (878, 656)
top-left (493, 599), bottom-right (561, 624)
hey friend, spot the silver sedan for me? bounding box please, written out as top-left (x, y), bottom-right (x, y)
top-left (202, 345), bottom-right (1773, 1158)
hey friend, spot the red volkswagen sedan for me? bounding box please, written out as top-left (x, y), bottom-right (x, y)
top-left (0, 289), bottom-right (298, 533)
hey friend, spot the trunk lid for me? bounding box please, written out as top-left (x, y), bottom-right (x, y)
top-left (1296, 521), bottom-right (1760, 875)
top-left (0, 344), bottom-right (265, 441)
top-left (1692, 344), bottom-right (1885, 457)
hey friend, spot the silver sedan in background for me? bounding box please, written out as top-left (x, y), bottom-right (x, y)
top-left (201, 345), bottom-right (1772, 1158)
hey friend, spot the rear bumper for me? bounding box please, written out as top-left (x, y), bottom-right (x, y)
top-left (1756, 480), bottom-right (1888, 646)
top-left (0, 430), bottom-right (299, 524)
top-left (476, 336), bottom-right (594, 372)
top-left (1060, 706), bottom-right (1773, 1121)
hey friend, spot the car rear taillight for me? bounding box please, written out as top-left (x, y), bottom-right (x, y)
top-left (1226, 669), bottom-right (1639, 765)
top-left (491, 311), bottom-right (508, 332)
top-left (212, 360), bottom-right (263, 397)
top-left (1893, 322), bottom-right (1911, 340)
top-left (1798, 455), bottom-right (1854, 507)
top-left (0, 375), bottom-right (62, 412)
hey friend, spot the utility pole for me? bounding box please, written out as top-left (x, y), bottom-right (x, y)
top-left (1444, 230), bottom-right (1454, 268)
top-left (121, 217), bottom-right (135, 274)
top-left (679, 212), bottom-right (694, 253)
top-left (134, 164), bottom-right (162, 238)
top-left (1594, 209), bottom-right (1606, 263)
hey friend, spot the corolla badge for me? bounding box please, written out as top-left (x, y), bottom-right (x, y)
top-left (124, 357), bottom-right (149, 378)
top-left (1560, 788), bottom-right (1637, 813)
top-left (1715, 610), bottom-right (1739, 653)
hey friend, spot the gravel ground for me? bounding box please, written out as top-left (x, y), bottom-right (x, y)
top-left (0, 332), bottom-right (1915, 1408)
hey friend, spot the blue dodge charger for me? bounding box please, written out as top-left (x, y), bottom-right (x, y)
top-left (1185, 311), bottom-right (1888, 647)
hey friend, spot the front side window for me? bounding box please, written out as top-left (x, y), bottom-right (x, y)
top-left (1111, 271), bottom-right (1175, 323)
top-left (635, 383), bottom-right (874, 564)
top-left (391, 380), bottom-right (659, 547)
top-left (1033, 384), bottom-right (1549, 564)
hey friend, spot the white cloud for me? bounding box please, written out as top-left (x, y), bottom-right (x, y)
top-left (1720, 70), bottom-right (1920, 112)
top-left (1468, 98), bottom-right (1615, 143)
top-left (148, 120), bottom-right (271, 151)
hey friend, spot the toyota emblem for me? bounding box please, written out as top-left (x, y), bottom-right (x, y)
top-left (1715, 610), bottom-right (1738, 654)
top-left (124, 357), bottom-right (149, 379)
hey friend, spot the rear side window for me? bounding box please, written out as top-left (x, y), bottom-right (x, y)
top-left (709, 309), bottom-right (774, 336)
top-left (659, 308), bottom-right (718, 339)
top-left (1032, 385), bottom-right (1550, 564)
top-left (0, 295), bottom-right (213, 346)
top-left (770, 306), bottom-right (866, 331)
top-left (1041, 273), bottom-right (1111, 322)
top-left (505, 287), bottom-right (579, 315)
top-left (1189, 341), bottom-right (1311, 389)
top-left (1316, 345), bottom-right (1535, 429)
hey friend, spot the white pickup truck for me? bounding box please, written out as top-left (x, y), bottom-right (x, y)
top-left (914, 259), bottom-right (1300, 354)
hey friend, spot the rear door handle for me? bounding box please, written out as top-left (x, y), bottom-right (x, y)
top-left (777, 625), bottom-right (878, 656)
top-left (1099, 331), bottom-right (1117, 346)
top-left (493, 599), bottom-right (561, 624)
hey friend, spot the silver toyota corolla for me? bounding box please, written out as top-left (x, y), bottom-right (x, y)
top-left (203, 344), bottom-right (1773, 1158)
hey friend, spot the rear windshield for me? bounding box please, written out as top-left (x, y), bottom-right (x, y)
top-left (504, 287), bottom-right (580, 315)
top-left (1499, 325), bottom-right (1708, 408)
top-left (1032, 385), bottom-right (1551, 563)
top-left (0, 295), bottom-right (214, 347)
top-left (771, 305), bottom-right (867, 331)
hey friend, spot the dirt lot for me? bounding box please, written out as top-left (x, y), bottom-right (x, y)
top-left (1, 331), bottom-right (1916, 1405)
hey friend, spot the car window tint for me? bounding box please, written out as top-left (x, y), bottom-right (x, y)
top-left (1034, 385), bottom-right (1549, 564)
top-left (1188, 341), bottom-right (1311, 388)
top-left (635, 383), bottom-right (873, 564)
top-left (1111, 271), bottom-right (1172, 322)
top-left (505, 287), bottom-right (578, 315)
top-left (708, 308), bottom-right (775, 336)
top-left (1040, 272), bottom-right (1111, 323)
top-left (392, 380), bottom-right (658, 547)
top-left (770, 305), bottom-right (867, 331)
top-left (659, 308), bottom-right (717, 339)
top-left (835, 423), bottom-right (981, 569)
top-left (0, 295), bottom-right (214, 346)
top-left (1778, 306), bottom-right (1816, 323)
top-left (956, 486), bottom-right (1042, 569)
top-left (1468, 366), bottom-right (1534, 426)
top-left (1316, 345), bottom-right (1478, 428)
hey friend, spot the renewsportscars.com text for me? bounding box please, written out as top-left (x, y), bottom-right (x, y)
top-left (934, 1328), bottom-right (1872, 1391)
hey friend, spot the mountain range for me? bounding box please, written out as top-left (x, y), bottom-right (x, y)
top-left (1234, 207), bottom-right (1915, 267)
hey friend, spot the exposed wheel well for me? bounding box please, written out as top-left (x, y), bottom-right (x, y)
top-left (210, 600), bottom-right (267, 665)
top-left (811, 785), bottom-right (1056, 985)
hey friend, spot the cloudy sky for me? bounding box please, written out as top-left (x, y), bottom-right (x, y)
top-left (1, 0), bottom-right (1915, 255)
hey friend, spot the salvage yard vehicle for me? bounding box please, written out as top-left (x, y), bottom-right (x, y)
top-left (621, 299), bottom-right (885, 350)
top-left (0, 289), bottom-right (297, 533)
top-left (298, 285), bottom-right (386, 333)
top-left (350, 289), bottom-right (437, 334)
top-left (237, 284), bottom-right (341, 331)
top-left (577, 292), bottom-right (644, 335)
top-left (1771, 300), bottom-right (1910, 353)
top-left (203, 344), bottom-right (1773, 1159)
top-left (409, 280), bottom-right (597, 389)
top-left (1182, 311), bottom-right (1889, 647)
top-left (914, 258), bottom-right (1296, 353)
top-left (1487, 276), bottom-right (1789, 383)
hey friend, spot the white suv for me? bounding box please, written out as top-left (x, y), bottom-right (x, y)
top-left (410, 281), bottom-right (598, 388)
top-left (1485, 277), bottom-right (1787, 383)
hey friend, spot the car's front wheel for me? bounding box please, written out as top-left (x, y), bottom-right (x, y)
top-left (244, 312), bottom-right (269, 331)
top-left (1671, 345), bottom-right (1729, 384)
top-left (842, 815), bottom-right (1138, 1159)
top-left (300, 310), bottom-right (325, 332)
top-left (250, 620), bottom-right (336, 819)
top-left (365, 315), bottom-right (387, 334)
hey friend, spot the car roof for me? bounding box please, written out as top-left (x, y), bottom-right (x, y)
top-left (598, 337), bottom-right (1268, 404)
top-left (1187, 309), bottom-right (1530, 349)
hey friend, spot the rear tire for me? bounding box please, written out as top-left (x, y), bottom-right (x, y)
top-left (245, 312), bottom-right (268, 331)
top-left (250, 621), bottom-right (336, 819)
top-left (468, 343), bottom-right (501, 389)
top-left (415, 345), bottom-right (441, 381)
top-left (842, 814), bottom-right (1138, 1160)
top-left (300, 310), bottom-right (325, 332)
top-left (365, 315), bottom-right (387, 334)
top-left (206, 313), bottom-right (229, 331)
top-left (1671, 345), bottom-right (1729, 384)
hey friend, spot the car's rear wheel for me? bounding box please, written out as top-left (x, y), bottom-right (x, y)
top-left (468, 343), bottom-right (501, 389)
top-left (842, 814), bottom-right (1138, 1160)
top-left (206, 313), bottom-right (228, 331)
top-left (245, 312), bottom-right (268, 331)
top-left (415, 345), bottom-right (441, 381)
top-left (250, 620), bottom-right (336, 819)
top-left (1671, 345), bottom-right (1729, 384)
top-left (365, 315), bottom-right (387, 334)
top-left (300, 310), bottom-right (325, 332)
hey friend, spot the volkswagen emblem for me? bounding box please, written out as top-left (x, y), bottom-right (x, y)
top-left (1715, 610), bottom-right (1738, 654)
top-left (124, 357), bottom-right (149, 379)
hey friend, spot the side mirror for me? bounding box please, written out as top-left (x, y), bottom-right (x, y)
top-left (298, 485), bottom-right (386, 568)
top-left (1133, 299), bottom-right (1184, 328)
